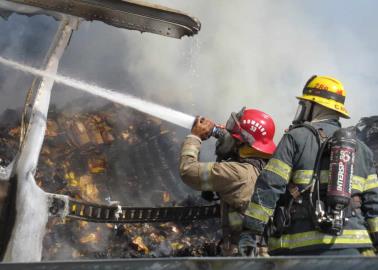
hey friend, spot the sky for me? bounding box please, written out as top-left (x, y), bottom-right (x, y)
top-left (0, 0), bottom-right (377, 141)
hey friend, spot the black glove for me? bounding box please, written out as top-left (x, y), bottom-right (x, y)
top-left (201, 191), bottom-right (219, 202)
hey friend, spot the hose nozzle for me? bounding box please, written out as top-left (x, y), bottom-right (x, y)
top-left (212, 124), bottom-right (226, 139)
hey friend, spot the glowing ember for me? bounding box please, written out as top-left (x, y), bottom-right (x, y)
top-left (163, 191), bottom-right (170, 204)
top-left (0, 103), bottom-right (221, 260)
top-left (80, 233), bottom-right (98, 244)
top-left (132, 236), bottom-right (149, 254)
top-left (172, 226), bottom-right (179, 233)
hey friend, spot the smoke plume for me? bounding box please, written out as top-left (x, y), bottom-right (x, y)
top-left (1, 0), bottom-right (378, 138)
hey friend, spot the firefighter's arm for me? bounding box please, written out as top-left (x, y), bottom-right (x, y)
top-left (243, 133), bottom-right (297, 234)
top-left (179, 134), bottom-right (247, 193)
top-left (179, 134), bottom-right (208, 191)
top-left (179, 116), bottom-right (217, 191)
top-left (361, 151), bottom-right (378, 247)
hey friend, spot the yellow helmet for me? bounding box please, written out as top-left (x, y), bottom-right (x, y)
top-left (297, 75), bottom-right (350, 118)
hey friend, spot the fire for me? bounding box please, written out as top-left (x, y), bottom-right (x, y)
top-left (88, 157), bottom-right (106, 174)
top-left (79, 221), bottom-right (89, 229)
top-left (79, 175), bottom-right (100, 202)
top-left (132, 236), bottom-right (149, 254)
top-left (171, 242), bottom-right (184, 250)
top-left (8, 127), bottom-right (20, 137)
top-left (171, 226), bottom-right (179, 233)
top-left (79, 232), bottom-right (99, 244)
top-left (0, 103), bottom-right (221, 259)
top-left (163, 191), bottom-right (170, 204)
top-left (65, 170), bottom-right (79, 188)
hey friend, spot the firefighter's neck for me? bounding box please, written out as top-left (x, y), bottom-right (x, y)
top-left (310, 104), bottom-right (340, 123)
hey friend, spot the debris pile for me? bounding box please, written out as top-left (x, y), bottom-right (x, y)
top-left (0, 102), bottom-right (221, 260)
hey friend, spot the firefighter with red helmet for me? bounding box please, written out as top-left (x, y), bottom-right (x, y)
top-left (179, 108), bottom-right (276, 256)
top-left (245, 75), bottom-right (378, 256)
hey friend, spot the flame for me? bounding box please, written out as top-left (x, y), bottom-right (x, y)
top-left (79, 175), bottom-right (100, 202)
top-left (8, 127), bottom-right (20, 137)
top-left (79, 221), bottom-right (89, 229)
top-left (171, 242), bottom-right (184, 250)
top-left (88, 157), bottom-right (106, 174)
top-left (171, 226), bottom-right (179, 233)
top-left (163, 191), bottom-right (170, 204)
top-left (121, 131), bottom-right (130, 140)
top-left (132, 236), bottom-right (149, 254)
top-left (65, 171), bottom-right (79, 187)
top-left (79, 232), bottom-right (98, 244)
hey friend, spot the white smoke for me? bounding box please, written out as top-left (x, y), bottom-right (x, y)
top-left (1, 1), bottom-right (378, 139)
top-left (103, 0), bottom-right (377, 137)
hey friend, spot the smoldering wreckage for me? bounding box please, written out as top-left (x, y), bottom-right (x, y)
top-left (1, 103), bottom-right (221, 260)
top-left (0, 0), bottom-right (378, 269)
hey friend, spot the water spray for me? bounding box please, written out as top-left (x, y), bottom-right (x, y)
top-left (0, 56), bottom-right (195, 129)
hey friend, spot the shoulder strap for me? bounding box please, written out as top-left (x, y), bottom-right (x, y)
top-left (289, 122), bottom-right (328, 144)
top-left (288, 122), bottom-right (331, 195)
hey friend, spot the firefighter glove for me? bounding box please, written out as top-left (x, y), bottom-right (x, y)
top-left (191, 116), bottom-right (215, 141)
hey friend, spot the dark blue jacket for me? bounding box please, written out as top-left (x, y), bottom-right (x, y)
top-left (244, 119), bottom-right (378, 254)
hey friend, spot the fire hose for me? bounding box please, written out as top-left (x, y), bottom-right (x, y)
top-left (48, 194), bottom-right (220, 224)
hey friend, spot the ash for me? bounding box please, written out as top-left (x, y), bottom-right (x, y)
top-left (0, 101), bottom-right (221, 260)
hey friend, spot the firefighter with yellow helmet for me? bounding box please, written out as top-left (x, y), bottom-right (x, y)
top-left (245, 75), bottom-right (378, 256)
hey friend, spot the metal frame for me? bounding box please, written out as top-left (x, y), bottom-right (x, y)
top-left (1, 17), bottom-right (79, 263)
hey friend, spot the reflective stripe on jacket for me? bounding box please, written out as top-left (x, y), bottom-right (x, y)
top-left (245, 119), bottom-right (378, 254)
top-left (179, 135), bottom-right (260, 222)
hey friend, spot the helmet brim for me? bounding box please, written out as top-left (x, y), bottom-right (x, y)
top-left (252, 140), bottom-right (276, 155)
top-left (297, 96), bottom-right (350, 119)
top-left (232, 133), bottom-right (276, 155)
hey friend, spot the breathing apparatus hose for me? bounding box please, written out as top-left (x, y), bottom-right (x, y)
top-left (312, 135), bottom-right (331, 201)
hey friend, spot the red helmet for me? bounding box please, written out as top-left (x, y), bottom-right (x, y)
top-left (227, 108), bottom-right (276, 155)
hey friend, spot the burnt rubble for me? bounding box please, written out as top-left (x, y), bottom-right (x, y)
top-left (0, 102), bottom-right (221, 260)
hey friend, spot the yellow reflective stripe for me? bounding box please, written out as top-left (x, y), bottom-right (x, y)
top-left (319, 170), bottom-right (329, 184)
top-left (244, 202), bottom-right (274, 223)
top-left (181, 145), bottom-right (199, 158)
top-left (367, 217), bottom-right (378, 233)
top-left (292, 170), bottom-right (328, 185)
top-left (364, 174), bottom-right (378, 191)
top-left (291, 169), bottom-right (364, 192)
top-left (292, 170), bottom-right (313, 185)
top-left (352, 176), bottom-right (365, 192)
top-left (199, 162), bottom-right (214, 191)
top-left (269, 230), bottom-right (372, 251)
top-left (228, 211), bottom-right (243, 230)
top-left (360, 248), bottom-right (376, 257)
top-left (265, 158), bottom-right (292, 182)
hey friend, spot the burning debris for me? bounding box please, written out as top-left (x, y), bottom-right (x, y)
top-left (0, 101), bottom-right (221, 260)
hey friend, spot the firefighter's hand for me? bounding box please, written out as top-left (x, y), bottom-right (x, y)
top-left (191, 116), bottom-right (215, 141)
